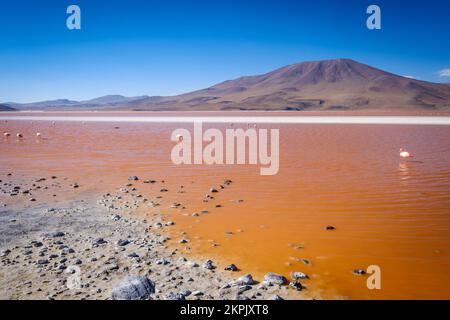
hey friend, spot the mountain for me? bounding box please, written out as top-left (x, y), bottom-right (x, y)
top-left (81, 95), bottom-right (149, 105)
top-left (0, 104), bottom-right (15, 111)
top-left (124, 59), bottom-right (450, 111)
top-left (5, 95), bottom-right (148, 110)
top-left (3, 59), bottom-right (450, 111)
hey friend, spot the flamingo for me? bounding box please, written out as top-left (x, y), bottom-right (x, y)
top-left (36, 132), bottom-right (42, 137)
top-left (16, 133), bottom-right (23, 138)
top-left (3, 132), bottom-right (10, 137)
top-left (399, 148), bottom-right (413, 158)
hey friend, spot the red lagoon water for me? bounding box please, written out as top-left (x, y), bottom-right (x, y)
top-left (1, 116), bottom-right (449, 299)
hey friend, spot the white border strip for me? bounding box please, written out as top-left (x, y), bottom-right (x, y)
top-left (1, 116), bottom-right (450, 125)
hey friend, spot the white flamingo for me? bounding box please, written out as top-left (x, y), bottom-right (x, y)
top-left (3, 132), bottom-right (10, 137)
top-left (36, 132), bottom-right (42, 137)
top-left (399, 148), bottom-right (413, 158)
top-left (16, 133), bottom-right (23, 138)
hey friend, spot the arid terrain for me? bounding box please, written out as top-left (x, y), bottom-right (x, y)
top-left (3, 59), bottom-right (450, 112)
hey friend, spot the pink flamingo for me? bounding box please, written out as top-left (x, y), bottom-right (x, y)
top-left (399, 148), bottom-right (413, 158)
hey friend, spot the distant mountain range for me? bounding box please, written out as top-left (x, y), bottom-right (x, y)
top-left (3, 59), bottom-right (450, 111)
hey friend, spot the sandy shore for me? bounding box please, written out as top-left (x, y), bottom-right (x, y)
top-left (0, 173), bottom-right (302, 300)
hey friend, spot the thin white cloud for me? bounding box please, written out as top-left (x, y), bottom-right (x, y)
top-left (403, 75), bottom-right (416, 79)
top-left (438, 69), bottom-right (450, 77)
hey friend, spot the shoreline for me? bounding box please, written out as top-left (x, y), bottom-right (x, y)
top-left (2, 114), bottom-right (450, 125)
top-left (0, 173), bottom-right (306, 300)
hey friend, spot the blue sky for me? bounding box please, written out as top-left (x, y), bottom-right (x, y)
top-left (0, 0), bottom-right (449, 103)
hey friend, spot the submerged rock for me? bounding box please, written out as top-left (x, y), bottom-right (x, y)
top-left (112, 276), bottom-right (155, 300)
top-left (352, 269), bottom-right (366, 276)
top-left (289, 281), bottom-right (303, 291)
top-left (291, 271), bottom-right (309, 280)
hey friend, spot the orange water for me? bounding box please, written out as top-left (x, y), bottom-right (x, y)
top-left (1, 114), bottom-right (449, 299)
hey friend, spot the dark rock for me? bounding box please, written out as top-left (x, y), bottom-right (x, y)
top-left (112, 276), bottom-right (155, 300)
top-left (352, 269), bottom-right (366, 276)
top-left (181, 290), bottom-right (192, 297)
top-left (325, 225), bottom-right (336, 230)
top-left (128, 176), bottom-right (139, 181)
top-left (128, 252), bottom-right (140, 258)
top-left (224, 264), bottom-right (238, 271)
top-left (289, 281), bottom-right (303, 291)
top-left (117, 239), bottom-right (130, 246)
top-left (93, 238), bottom-right (107, 245)
top-left (0, 249), bottom-right (11, 257)
top-left (203, 260), bottom-right (215, 270)
top-left (43, 231), bottom-right (65, 238)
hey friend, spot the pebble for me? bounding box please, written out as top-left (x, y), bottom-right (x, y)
top-left (164, 292), bottom-right (186, 300)
top-left (203, 260), bottom-right (215, 270)
top-left (117, 239), bottom-right (130, 247)
top-left (93, 238), bottom-right (107, 246)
